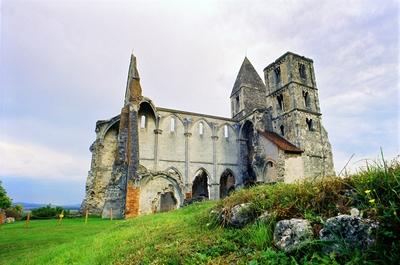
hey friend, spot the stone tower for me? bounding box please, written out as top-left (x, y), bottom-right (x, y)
top-left (230, 57), bottom-right (266, 120)
top-left (263, 52), bottom-right (335, 177)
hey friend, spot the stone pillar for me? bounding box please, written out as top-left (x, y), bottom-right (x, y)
top-left (237, 138), bottom-right (248, 187)
top-left (127, 106), bottom-right (139, 182)
top-left (211, 135), bottom-right (219, 200)
top-left (184, 132), bottom-right (191, 192)
top-left (124, 105), bottom-right (141, 218)
top-left (154, 128), bottom-right (162, 171)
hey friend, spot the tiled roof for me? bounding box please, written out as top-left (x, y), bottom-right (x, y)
top-left (258, 130), bottom-right (303, 154)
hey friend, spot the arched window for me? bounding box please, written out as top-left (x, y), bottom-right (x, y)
top-left (140, 115), bottom-right (146, 129)
top-left (277, 94), bottom-right (284, 111)
top-left (224, 125), bottom-right (229, 138)
top-left (280, 125), bottom-right (285, 136)
top-left (170, 117), bottom-right (175, 132)
top-left (199, 122), bottom-right (204, 135)
top-left (274, 66), bottom-right (281, 83)
top-left (299, 63), bottom-right (307, 79)
top-left (306, 118), bottom-right (313, 131)
top-left (303, 91), bottom-right (310, 108)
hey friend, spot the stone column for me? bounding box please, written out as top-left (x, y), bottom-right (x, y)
top-left (184, 132), bottom-right (191, 191)
top-left (153, 128), bottom-right (162, 171)
top-left (237, 138), bottom-right (248, 187)
top-left (211, 135), bottom-right (219, 200)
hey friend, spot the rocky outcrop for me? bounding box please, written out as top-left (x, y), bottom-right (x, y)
top-left (319, 215), bottom-right (378, 253)
top-left (223, 203), bottom-right (254, 228)
top-left (273, 218), bottom-right (313, 252)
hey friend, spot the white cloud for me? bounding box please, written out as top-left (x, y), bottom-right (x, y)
top-left (0, 139), bottom-right (88, 181)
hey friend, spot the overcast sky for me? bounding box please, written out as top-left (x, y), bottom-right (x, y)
top-left (1, 0), bottom-right (399, 205)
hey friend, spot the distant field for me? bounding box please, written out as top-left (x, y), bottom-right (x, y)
top-left (0, 217), bottom-right (124, 264)
top-left (0, 202), bottom-right (220, 265)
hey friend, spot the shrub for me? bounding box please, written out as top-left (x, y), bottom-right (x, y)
top-left (31, 204), bottom-right (69, 219)
top-left (5, 204), bottom-right (24, 220)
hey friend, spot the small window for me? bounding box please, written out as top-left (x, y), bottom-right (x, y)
top-left (140, 115), bottom-right (146, 129)
top-left (306, 118), bottom-right (313, 131)
top-left (302, 91), bottom-right (310, 108)
top-left (274, 66), bottom-right (281, 83)
top-left (299, 63), bottom-right (307, 79)
top-left (235, 96), bottom-right (240, 112)
top-left (170, 118), bottom-right (175, 132)
top-left (277, 94), bottom-right (284, 110)
top-left (224, 125), bottom-right (229, 138)
top-left (280, 125), bottom-right (285, 136)
top-left (199, 122), bottom-right (204, 135)
top-left (267, 161), bottom-right (274, 168)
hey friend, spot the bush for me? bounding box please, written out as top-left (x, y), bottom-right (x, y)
top-left (31, 204), bottom-right (69, 219)
top-left (5, 204), bottom-right (24, 220)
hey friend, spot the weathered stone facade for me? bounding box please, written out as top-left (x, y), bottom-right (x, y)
top-left (81, 51), bottom-right (335, 218)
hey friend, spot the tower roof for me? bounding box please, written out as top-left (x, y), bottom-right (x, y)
top-left (230, 57), bottom-right (265, 97)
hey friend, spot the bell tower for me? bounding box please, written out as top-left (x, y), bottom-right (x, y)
top-left (230, 57), bottom-right (266, 120)
top-left (264, 52), bottom-right (335, 177)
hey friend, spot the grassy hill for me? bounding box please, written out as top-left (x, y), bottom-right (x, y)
top-left (1, 159), bottom-right (399, 264)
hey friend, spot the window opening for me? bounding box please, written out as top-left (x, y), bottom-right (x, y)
top-left (199, 122), bottom-right (204, 135)
top-left (299, 63), bottom-right (307, 79)
top-left (280, 125), bottom-right (285, 136)
top-left (274, 66), bottom-right (281, 83)
top-left (140, 115), bottom-right (146, 129)
top-left (277, 94), bottom-right (284, 110)
top-left (224, 125), bottom-right (229, 138)
top-left (306, 118), bottom-right (313, 131)
top-left (302, 91), bottom-right (310, 108)
top-left (170, 118), bottom-right (175, 132)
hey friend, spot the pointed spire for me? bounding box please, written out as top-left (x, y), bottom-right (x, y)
top-left (230, 57), bottom-right (265, 97)
top-left (128, 53), bottom-right (140, 80)
top-left (124, 53), bottom-right (142, 105)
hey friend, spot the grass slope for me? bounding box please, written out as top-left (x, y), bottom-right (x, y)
top-left (1, 159), bottom-right (399, 264)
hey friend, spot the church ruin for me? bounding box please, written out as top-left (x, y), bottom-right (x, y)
top-left (81, 52), bottom-right (335, 218)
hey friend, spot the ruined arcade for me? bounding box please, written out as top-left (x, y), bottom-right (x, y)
top-left (81, 52), bottom-right (335, 218)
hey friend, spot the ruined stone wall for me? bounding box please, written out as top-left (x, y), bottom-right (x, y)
top-left (81, 119), bottom-right (119, 215)
top-left (156, 109), bottom-right (240, 200)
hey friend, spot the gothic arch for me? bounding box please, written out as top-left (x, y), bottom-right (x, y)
top-left (190, 118), bottom-right (213, 132)
top-left (192, 168), bottom-right (210, 199)
top-left (164, 166), bottom-right (183, 182)
top-left (239, 120), bottom-right (257, 186)
top-left (139, 173), bottom-right (184, 214)
top-left (219, 168), bottom-right (236, 199)
top-left (239, 120), bottom-right (255, 139)
top-left (139, 98), bottom-right (158, 118)
top-left (159, 113), bottom-right (185, 131)
top-left (263, 160), bottom-right (277, 183)
top-left (100, 116), bottom-right (120, 140)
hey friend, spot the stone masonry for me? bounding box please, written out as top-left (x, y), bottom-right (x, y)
top-left (81, 51), bottom-right (335, 218)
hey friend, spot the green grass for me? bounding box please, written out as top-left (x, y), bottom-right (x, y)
top-left (1, 158), bottom-right (399, 264)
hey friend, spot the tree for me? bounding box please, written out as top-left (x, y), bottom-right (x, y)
top-left (0, 181), bottom-right (12, 210)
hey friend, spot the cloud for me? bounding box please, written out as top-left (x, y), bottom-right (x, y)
top-left (0, 139), bottom-right (88, 181)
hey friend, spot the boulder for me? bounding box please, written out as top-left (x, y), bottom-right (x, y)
top-left (273, 218), bottom-right (313, 252)
top-left (5, 217), bottom-right (15, 224)
top-left (224, 203), bottom-right (253, 228)
top-left (319, 215), bottom-right (378, 253)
